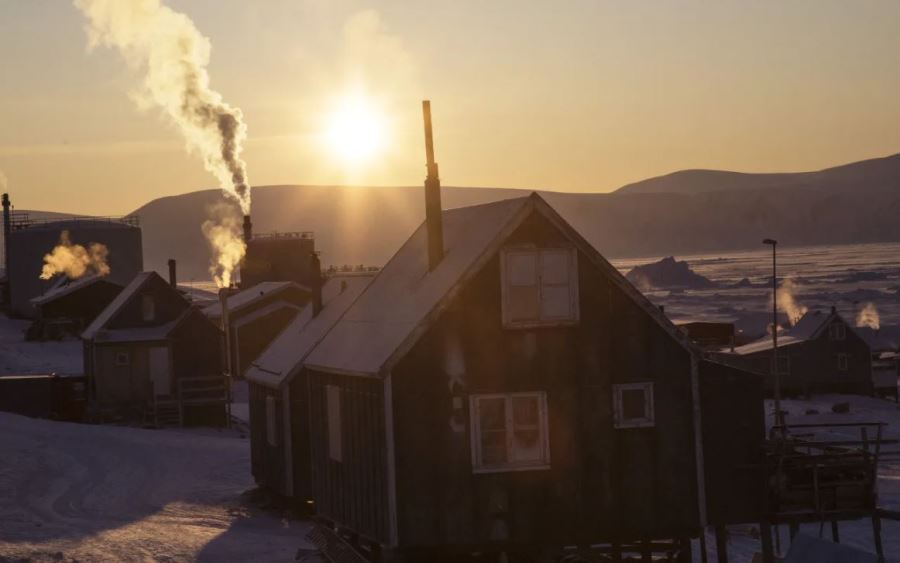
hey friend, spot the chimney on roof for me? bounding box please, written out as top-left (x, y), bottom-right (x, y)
top-left (310, 252), bottom-right (323, 317)
top-left (2, 194), bottom-right (10, 279)
top-left (422, 100), bottom-right (444, 271)
top-left (167, 259), bottom-right (177, 288)
top-left (242, 214), bottom-right (252, 244)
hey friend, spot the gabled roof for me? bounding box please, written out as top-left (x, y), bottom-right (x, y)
top-left (232, 300), bottom-right (302, 331)
top-left (245, 274), bottom-right (374, 389)
top-left (82, 272), bottom-right (162, 340)
top-left (303, 192), bottom-right (691, 377)
top-left (202, 281), bottom-right (309, 319)
top-left (729, 309), bottom-right (856, 355)
top-left (30, 274), bottom-right (122, 306)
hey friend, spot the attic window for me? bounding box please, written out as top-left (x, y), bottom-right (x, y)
top-left (469, 392), bottom-right (550, 473)
top-left (613, 383), bottom-right (655, 429)
top-left (837, 353), bottom-right (849, 371)
top-left (501, 247), bottom-right (579, 328)
top-left (829, 322), bottom-right (846, 341)
top-left (142, 294), bottom-right (156, 322)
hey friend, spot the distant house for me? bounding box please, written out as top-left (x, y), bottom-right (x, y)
top-left (678, 321), bottom-right (735, 350)
top-left (28, 275), bottom-right (124, 339)
top-left (82, 272), bottom-right (226, 425)
top-left (202, 281), bottom-right (310, 378)
top-left (246, 192), bottom-right (764, 559)
top-left (720, 308), bottom-right (873, 396)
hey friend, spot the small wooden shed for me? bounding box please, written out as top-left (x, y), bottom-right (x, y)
top-left (203, 281), bottom-right (310, 378)
top-left (28, 275), bottom-right (123, 338)
top-left (82, 271), bottom-right (226, 425)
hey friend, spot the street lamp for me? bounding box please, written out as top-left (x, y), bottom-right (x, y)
top-left (763, 238), bottom-right (783, 428)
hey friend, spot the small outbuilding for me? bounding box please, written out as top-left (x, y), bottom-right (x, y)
top-left (28, 275), bottom-right (124, 339)
top-left (203, 281), bottom-right (310, 378)
top-left (82, 271), bottom-right (226, 425)
top-left (721, 308), bottom-right (873, 396)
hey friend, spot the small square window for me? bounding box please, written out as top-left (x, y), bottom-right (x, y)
top-left (115, 351), bottom-right (130, 366)
top-left (470, 392), bottom-right (550, 473)
top-left (829, 323), bottom-right (846, 341)
top-left (613, 383), bottom-right (655, 429)
top-left (265, 395), bottom-right (278, 447)
top-left (837, 353), bottom-right (849, 371)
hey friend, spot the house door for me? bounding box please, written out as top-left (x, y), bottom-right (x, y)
top-left (148, 347), bottom-right (171, 396)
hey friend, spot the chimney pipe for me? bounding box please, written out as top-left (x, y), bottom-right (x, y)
top-left (242, 214), bottom-right (252, 244)
top-left (422, 100), bottom-right (444, 271)
top-left (167, 259), bottom-right (177, 288)
top-left (310, 252), bottom-right (323, 317)
top-left (2, 193), bottom-right (10, 279)
top-left (219, 287), bottom-right (233, 376)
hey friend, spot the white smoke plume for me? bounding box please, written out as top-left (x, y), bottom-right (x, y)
top-left (202, 203), bottom-right (245, 289)
top-left (856, 302), bottom-right (880, 330)
top-left (772, 278), bottom-right (808, 326)
top-left (40, 231), bottom-right (110, 280)
top-left (74, 0), bottom-right (251, 286)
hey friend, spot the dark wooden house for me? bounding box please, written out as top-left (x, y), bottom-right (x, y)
top-left (246, 192), bottom-right (764, 561)
top-left (721, 308), bottom-right (873, 396)
top-left (203, 281), bottom-right (310, 378)
top-left (82, 271), bottom-right (226, 425)
top-left (28, 275), bottom-right (124, 339)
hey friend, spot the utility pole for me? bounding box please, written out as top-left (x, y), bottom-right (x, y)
top-left (763, 238), bottom-right (783, 428)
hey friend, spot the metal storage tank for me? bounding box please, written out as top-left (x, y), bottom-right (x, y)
top-left (7, 215), bottom-right (143, 318)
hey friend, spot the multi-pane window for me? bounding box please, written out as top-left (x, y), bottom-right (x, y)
top-left (829, 323), bottom-right (846, 341)
top-left (501, 247), bottom-right (579, 327)
top-left (613, 383), bottom-right (655, 429)
top-left (141, 294), bottom-right (156, 322)
top-left (470, 393), bottom-right (550, 473)
top-left (837, 353), bottom-right (849, 371)
top-left (326, 385), bottom-right (342, 462)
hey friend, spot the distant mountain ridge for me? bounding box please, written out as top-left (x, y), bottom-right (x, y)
top-left (617, 152), bottom-right (900, 195)
top-left (11, 152), bottom-right (900, 282)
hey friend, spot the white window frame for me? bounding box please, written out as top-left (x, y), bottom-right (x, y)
top-left (500, 246), bottom-right (579, 328)
top-left (115, 351), bottom-right (130, 366)
top-left (265, 395), bottom-right (278, 447)
top-left (326, 385), bottom-right (343, 462)
top-left (141, 294), bottom-right (156, 322)
top-left (829, 322), bottom-right (846, 341)
top-left (613, 382), bottom-right (655, 429)
top-left (469, 392), bottom-right (550, 474)
top-left (837, 353), bottom-right (849, 372)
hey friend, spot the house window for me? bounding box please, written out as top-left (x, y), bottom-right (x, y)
top-left (829, 323), bottom-right (846, 341)
top-left (115, 351), bottom-right (130, 366)
top-left (501, 247), bottom-right (579, 328)
top-left (326, 385), bottom-right (342, 462)
top-left (469, 392), bottom-right (550, 473)
top-left (837, 353), bottom-right (849, 371)
top-left (613, 383), bottom-right (655, 429)
top-left (142, 294), bottom-right (156, 322)
top-left (265, 395), bottom-right (278, 447)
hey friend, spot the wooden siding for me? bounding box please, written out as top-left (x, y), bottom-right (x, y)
top-left (390, 211), bottom-right (699, 548)
top-left (307, 371), bottom-right (390, 543)
top-left (234, 306), bottom-right (299, 377)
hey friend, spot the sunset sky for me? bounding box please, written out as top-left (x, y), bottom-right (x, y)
top-left (2, 0), bottom-right (900, 216)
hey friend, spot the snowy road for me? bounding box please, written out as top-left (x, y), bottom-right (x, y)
top-left (0, 413), bottom-right (309, 562)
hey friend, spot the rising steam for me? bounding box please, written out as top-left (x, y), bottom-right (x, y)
top-left (40, 231), bottom-right (110, 280)
top-left (773, 278), bottom-right (808, 326)
top-left (202, 203), bottom-right (245, 288)
top-left (856, 302), bottom-right (880, 330)
top-left (74, 0), bottom-right (251, 286)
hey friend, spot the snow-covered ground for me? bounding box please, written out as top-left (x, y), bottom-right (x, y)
top-left (0, 413), bottom-right (311, 562)
top-left (0, 316), bottom-right (82, 375)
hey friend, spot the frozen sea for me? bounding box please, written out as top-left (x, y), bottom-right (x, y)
top-left (612, 241), bottom-right (900, 341)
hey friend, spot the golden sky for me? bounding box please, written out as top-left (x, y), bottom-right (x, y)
top-left (2, 0), bottom-right (900, 215)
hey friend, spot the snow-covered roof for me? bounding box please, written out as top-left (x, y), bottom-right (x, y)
top-left (30, 274), bottom-right (121, 306)
top-left (202, 281), bottom-right (309, 319)
top-left (82, 272), bottom-right (157, 340)
top-left (92, 317), bottom-right (181, 343)
top-left (245, 274), bottom-right (373, 389)
top-left (302, 192), bottom-right (691, 376)
top-left (729, 309), bottom-right (855, 355)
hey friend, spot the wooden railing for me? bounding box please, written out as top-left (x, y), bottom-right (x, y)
top-left (146, 374), bottom-right (231, 427)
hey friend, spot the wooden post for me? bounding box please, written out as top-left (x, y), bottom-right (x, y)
top-left (714, 526), bottom-right (729, 563)
top-left (872, 513), bottom-right (884, 561)
top-left (699, 529), bottom-right (709, 563)
top-left (759, 521), bottom-right (775, 563)
top-left (830, 519), bottom-right (840, 543)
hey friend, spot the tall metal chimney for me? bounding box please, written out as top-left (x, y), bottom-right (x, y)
top-left (167, 259), bottom-right (177, 288)
top-left (422, 100), bottom-right (444, 271)
top-left (2, 194), bottom-right (10, 278)
top-left (242, 214), bottom-right (252, 244)
top-left (309, 252), bottom-right (323, 317)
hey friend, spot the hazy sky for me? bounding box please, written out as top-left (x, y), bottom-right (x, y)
top-left (2, 0), bottom-right (900, 215)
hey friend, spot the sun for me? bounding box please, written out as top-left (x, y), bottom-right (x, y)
top-left (323, 94), bottom-right (387, 166)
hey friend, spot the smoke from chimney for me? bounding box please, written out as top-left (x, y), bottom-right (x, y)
top-left (772, 278), bottom-right (807, 326)
top-left (40, 231), bottom-right (110, 280)
top-left (856, 302), bottom-right (880, 330)
top-left (74, 0), bottom-right (251, 287)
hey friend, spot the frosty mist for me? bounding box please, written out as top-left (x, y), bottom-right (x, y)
top-left (74, 0), bottom-right (250, 287)
top-left (856, 302), bottom-right (881, 331)
top-left (40, 231), bottom-right (110, 280)
top-left (774, 278), bottom-right (808, 326)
